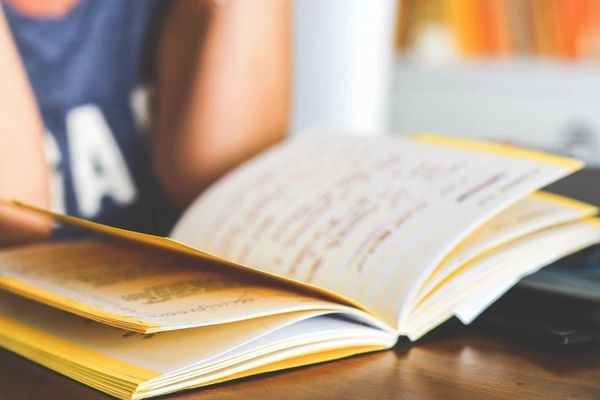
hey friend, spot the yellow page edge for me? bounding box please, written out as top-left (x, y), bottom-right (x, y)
top-left (2, 200), bottom-right (387, 328)
top-left (411, 133), bottom-right (583, 171)
top-left (0, 278), bottom-right (159, 333)
top-left (530, 191), bottom-right (599, 214)
top-left (0, 315), bottom-right (159, 383)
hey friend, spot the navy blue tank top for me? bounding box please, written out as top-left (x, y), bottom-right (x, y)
top-left (4, 0), bottom-right (175, 236)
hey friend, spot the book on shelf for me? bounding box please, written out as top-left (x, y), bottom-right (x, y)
top-left (1, 132), bottom-right (599, 400)
top-left (396, 0), bottom-right (600, 63)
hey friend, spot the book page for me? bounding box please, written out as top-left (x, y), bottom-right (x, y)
top-left (0, 292), bottom-right (323, 376)
top-left (404, 218), bottom-right (600, 339)
top-left (416, 191), bottom-right (597, 302)
top-left (0, 240), bottom-right (369, 333)
top-left (0, 292), bottom-right (392, 399)
top-left (171, 132), bottom-right (581, 328)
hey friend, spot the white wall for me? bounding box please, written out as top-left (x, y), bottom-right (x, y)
top-left (390, 61), bottom-right (600, 165)
top-left (291, 0), bottom-right (398, 136)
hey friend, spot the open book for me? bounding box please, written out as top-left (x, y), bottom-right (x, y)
top-left (1, 133), bottom-right (599, 399)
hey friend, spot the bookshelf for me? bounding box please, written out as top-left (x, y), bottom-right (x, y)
top-left (391, 0), bottom-right (600, 165)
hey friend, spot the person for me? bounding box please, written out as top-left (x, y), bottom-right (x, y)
top-left (0, 0), bottom-right (290, 245)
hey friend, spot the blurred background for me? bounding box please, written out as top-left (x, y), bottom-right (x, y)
top-left (291, 0), bottom-right (600, 167)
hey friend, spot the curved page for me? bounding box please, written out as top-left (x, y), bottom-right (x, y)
top-left (415, 192), bottom-right (597, 303)
top-left (0, 240), bottom-right (371, 333)
top-left (404, 219), bottom-right (600, 339)
top-left (0, 293), bottom-right (393, 400)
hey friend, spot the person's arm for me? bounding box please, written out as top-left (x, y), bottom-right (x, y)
top-left (0, 5), bottom-right (51, 245)
top-left (154, 0), bottom-right (290, 208)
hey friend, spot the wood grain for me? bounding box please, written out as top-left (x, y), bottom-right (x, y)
top-left (1, 322), bottom-right (599, 400)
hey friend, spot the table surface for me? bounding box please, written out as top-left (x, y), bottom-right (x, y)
top-left (1, 321), bottom-right (599, 400)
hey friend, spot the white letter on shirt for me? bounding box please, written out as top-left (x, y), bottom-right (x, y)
top-left (130, 85), bottom-right (150, 133)
top-left (67, 104), bottom-right (137, 218)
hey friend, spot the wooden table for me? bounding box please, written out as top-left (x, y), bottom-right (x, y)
top-left (1, 321), bottom-right (599, 400)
